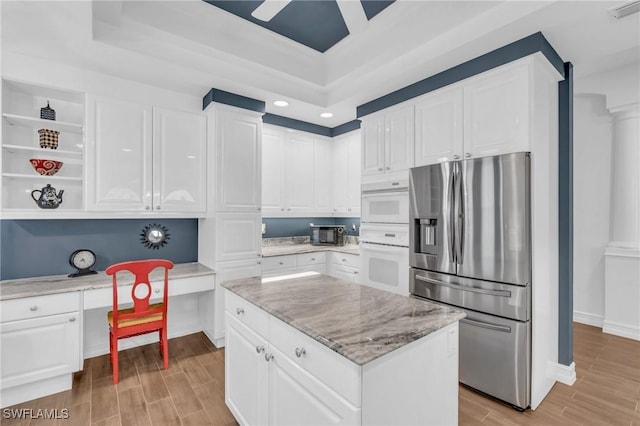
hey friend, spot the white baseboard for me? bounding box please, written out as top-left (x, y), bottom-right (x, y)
top-left (555, 362), bottom-right (576, 386)
top-left (1, 374), bottom-right (71, 409)
top-left (603, 320), bottom-right (640, 341)
top-left (213, 336), bottom-right (225, 348)
top-left (573, 311), bottom-right (604, 328)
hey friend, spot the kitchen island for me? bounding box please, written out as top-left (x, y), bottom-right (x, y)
top-left (222, 272), bottom-right (465, 426)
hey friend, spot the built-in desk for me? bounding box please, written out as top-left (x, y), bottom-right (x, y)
top-left (0, 263), bottom-right (216, 408)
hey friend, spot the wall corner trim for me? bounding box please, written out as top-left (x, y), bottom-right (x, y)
top-left (263, 114), bottom-right (361, 138)
top-left (356, 31), bottom-right (566, 118)
top-left (202, 88), bottom-right (266, 113)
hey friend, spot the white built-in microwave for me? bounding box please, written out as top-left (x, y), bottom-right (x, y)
top-left (361, 179), bottom-right (409, 224)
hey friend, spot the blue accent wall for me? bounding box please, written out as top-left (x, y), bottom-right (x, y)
top-left (263, 217), bottom-right (360, 239)
top-left (558, 62), bottom-right (574, 366)
top-left (0, 219), bottom-right (198, 280)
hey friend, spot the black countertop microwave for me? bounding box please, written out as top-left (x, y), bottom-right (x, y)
top-left (310, 225), bottom-right (346, 246)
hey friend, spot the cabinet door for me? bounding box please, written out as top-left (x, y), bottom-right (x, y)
top-left (86, 97), bottom-right (152, 211)
top-left (361, 115), bottom-right (385, 175)
top-left (463, 64), bottom-right (529, 158)
top-left (215, 213), bottom-right (262, 261)
top-left (313, 138), bottom-right (333, 215)
top-left (332, 137), bottom-right (349, 214)
top-left (385, 105), bottom-right (414, 172)
top-left (225, 314), bottom-right (269, 426)
top-left (347, 133), bottom-right (361, 215)
top-left (153, 108), bottom-right (207, 213)
top-left (216, 109), bottom-right (262, 212)
top-left (1, 312), bottom-right (80, 390)
top-left (262, 129), bottom-right (286, 215)
top-left (414, 86), bottom-right (464, 166)
top-left (284, 134), bottom-right (314, 215)
top-left (268, 345), bottom-right (360, 426)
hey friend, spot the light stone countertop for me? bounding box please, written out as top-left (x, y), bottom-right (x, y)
top-left (0, 262), bottom-right (215, 301)
top-left (261, 243), bottom-right (360, 257)
top-left (222, 273), bottom-right (465, 365)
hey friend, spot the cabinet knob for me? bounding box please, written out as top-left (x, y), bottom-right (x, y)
top-left (257, 261), bottom-right (261, 265)
top-left (342, 259), bottom-right (346, 262)
top-left (69, 317), bottom-right (76, 322)
top-left (353, 271), bottom-right (358, 275)
top-left (287, 208), bottom-right (291, 211)
top-left (30, 306), bottom-right (38, 311)
top-left (255, 345), bottom-right (265, 354)
top-left (453, 155), bottom-right (460, 160)
top-left (377, 167), bottom-right (383, 171)
top-left (333, 209), bottom-right (337, 212)
top-left (155, 289), bottom-right (160, 293)
top-left (278, 261), bottom-right (283, 265)
top-left (264, 353), bottom-right (274, 362)
top-left (385, 166), bottom-right (390, 170)
top-left (156, 206), bottom-right (161, 210)
top-left (281, 208), bottom-right (285, 211)
top-left (257, 207), bottom-right (261, 211)
top-left (236, 307), bottom-right (245, 315)
top-left (465, 153), bottom-right (471, 158)
top-left (145, 206), bottom-right (151, 211)
top-left (295, 347), bottom-right (306, 358)
top-left (348, 208), bottom-right (351, 211)
top-left (311, 258), bottom-right (316, 261)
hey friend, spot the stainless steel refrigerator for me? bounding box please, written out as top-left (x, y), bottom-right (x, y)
top-left (409, 152), bottom-right (531, 410)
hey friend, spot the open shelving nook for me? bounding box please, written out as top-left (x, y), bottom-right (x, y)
top-left (1, 79), bottom-right (85, 216)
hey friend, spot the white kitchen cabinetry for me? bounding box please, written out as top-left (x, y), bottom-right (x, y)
top-left (361, 104), bottom-right (414, 176)
top-left (332, 131), bottom-right (361, 216)
top-left (329, 252), bottom-right (361, 283)
top-left (225, 293), bottom-right (360, 426)
top-left (86, 96), bottom-right (206, 214)
top-left (0, 292), bottom-right (81, 408)
top-left (414, 85), bottom-right (464, 166)
top-left (313, 137), bottom-right (333, 215)
top-left (261, 127), bottom-right (315, 216)
top-left (414, 57), bottom-right (540, 167)
top-left (216, 213), bottom-right (262, 262)
top-left (262, 252), bottom-right (327, 277)
top-left (1, 79), bottom-right (85, 215)
top-left (216, 106), bottom-right (262, 212)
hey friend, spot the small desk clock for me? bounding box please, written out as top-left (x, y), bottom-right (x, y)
top-left (68, 249), bottom-right (98, 278)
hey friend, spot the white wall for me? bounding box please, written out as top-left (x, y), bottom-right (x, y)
top-left (572, 94), bottom-right (612, 327)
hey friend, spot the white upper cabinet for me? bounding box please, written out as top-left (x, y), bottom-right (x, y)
top-left (414, 57), bottom-right (541, 167)
top-left (361, 105), bottom-right (414, 176)
top-left (463, 62), bottom-right (529, 158)
top-left (87, 97), bottom-right (206, 214)
top-left (216, 107), bottom-right (262, 212)
top-left (284, 133), bottom-right (315, 215)
top-left (414, 85), bottom-right (464, 166)
top-left (153, 107), bottom-right (207, 213)
top-left (86, 97), bottom-right (153, 211)
top-left (261, 128), bottom-right (285, 214)
top-left (313, 137), bottom-right (333, 215)
top-left (332, 131), bottom-right (360, 216)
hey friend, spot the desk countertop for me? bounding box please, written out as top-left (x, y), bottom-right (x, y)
top-left (0, 262), bottom-right (215, 301)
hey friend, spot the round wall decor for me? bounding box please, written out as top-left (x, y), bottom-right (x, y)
top-left (140, 224), bottom-right (170, 250)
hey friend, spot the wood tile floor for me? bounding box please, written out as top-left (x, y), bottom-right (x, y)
top-left (2, 323), bottom-right (639, 425)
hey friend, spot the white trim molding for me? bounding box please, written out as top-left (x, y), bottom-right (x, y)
top-left (555, 362), bottom-right (576, 386)
top-left (573, 311), bottom-right (604, 328)
top-left (603, 320), bottom-right (640, 341)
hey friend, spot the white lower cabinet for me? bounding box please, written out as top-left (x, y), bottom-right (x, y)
top-left (225, 294), bottom-right (360, 426)
top-left (216, 213), bottom-right (262, 261)
top-left (329, 252), bottom-right (361, 283)
top-left (261, 252), bottom-right (328, 277)
top-left (0, 293), bottom-right (81, 408)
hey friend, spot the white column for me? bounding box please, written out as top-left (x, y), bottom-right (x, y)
top-left (604, 103), bottom-right (640, 340)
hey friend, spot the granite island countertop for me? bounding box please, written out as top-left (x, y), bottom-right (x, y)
top-left (0, 262), bottom-right (215, 301)
top-left (222, 273), bottom-right (465, 365)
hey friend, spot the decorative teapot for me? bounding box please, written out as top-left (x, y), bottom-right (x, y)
top-left (31, 184), bottom-right (64, 209)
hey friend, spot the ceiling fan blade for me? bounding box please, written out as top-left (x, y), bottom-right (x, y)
top-left (251, 0), bottom-right (292, 22)
top-left (336, 0), bottom-right (369, 35)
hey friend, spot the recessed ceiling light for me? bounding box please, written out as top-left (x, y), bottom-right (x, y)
top-left (274, 100), bottom-right (289, 107)
top-left (320, 112), bottom-right (333, 118)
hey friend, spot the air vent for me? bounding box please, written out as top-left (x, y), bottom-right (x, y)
top-left (609, 0), bottom-right (640, 19)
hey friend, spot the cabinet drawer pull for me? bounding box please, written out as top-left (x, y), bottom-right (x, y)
top-left (155, 289), bottom-right (160, 294)
top-left (384, 233), bottom-right (396, 237)
top-left (255, 345), bottom-right (265, 354)
top-left (295, 347), bottom-right (306, 358)
top-left (453, 154), bottom-right (460, 160)
top-left (465, 152), bottom-right (471, 158)
top-left (236, 307), bottom-right (245, 315)
top-left (385, 166), bottom-right (390, 170)
top-left (264, 353), bottom-right (274, 362)
top-left (69, 317), bottom-right (76, 322)
top-left (145, 206), bottom-right (151, 210)
top-left (342, 259), bottom-right (346, 262)
top-left (311, 258), bottom-right (316, 261)
top-left (30, 306), bottom-right (38, 311)
top-left (377, 167), bottom-right (383, 171)
top-left (257, 261), bottom-right (261, 265)
top-left (156, 206), bottom-right (161, 210)
top-left (279, 261), bottom-right (283, 265)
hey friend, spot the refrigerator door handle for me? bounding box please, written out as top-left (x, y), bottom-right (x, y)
top-left (414, 274), bottom-right (512, 298)
top-left (454, 161), bottom-right (464, 265)
top-left (461, 318), bottom-right (512, 333)
top-left (448, 162), bottom-right (456, 264)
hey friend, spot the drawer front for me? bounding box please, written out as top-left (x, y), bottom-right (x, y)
top-left (296, 252), bottom-right (326, 267)
top-left (331, 252), bottom-right (360, 269)
top-left (225, 290), bottom-right (269, 339)
top-left (269, 315), bottom-right (361, 406)
top-left (1, 292), bottom-right (80, 322)
top-left (261, 255), bottom-right (297, 273)
top-left (332, 265), bottom-right (360, 283)
top-left (296, 264), bottom-right (327, 275)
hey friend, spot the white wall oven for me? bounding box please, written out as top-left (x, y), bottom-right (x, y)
top-left (359, 224), bottom-right (409, 296)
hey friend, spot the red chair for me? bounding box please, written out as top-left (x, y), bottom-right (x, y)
top-left (105, 259), bottom-right (174, 384)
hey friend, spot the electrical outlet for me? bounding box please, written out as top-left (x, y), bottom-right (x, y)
top-left (262, 223), bottom-right (266, 234)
